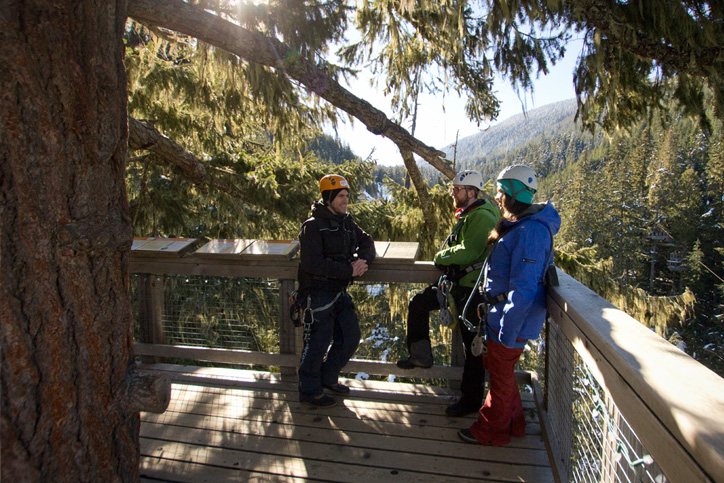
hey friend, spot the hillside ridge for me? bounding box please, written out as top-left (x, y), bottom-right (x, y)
top-left (443, 98), bottom-right (577, 167)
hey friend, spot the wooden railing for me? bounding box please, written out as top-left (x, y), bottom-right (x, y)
top-left (544, 270), bottom-right (724, 482)
top-left (132, 250), bottom-right (468, 381)
top-left (131, 248), bottom-right (724, 483)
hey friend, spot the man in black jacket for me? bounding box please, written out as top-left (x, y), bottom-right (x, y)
top-left (296, 174), bottom-right (376, 407)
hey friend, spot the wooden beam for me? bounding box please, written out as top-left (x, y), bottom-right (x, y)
top-left (130, 255), bottom-right (440, 284)
top-left (133, 343), bottom-right (531, 384)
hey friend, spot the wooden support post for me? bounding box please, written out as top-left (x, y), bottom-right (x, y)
top-left (278, 279), bottom-right (299, 383)
top-left (137, 274), bottom-right (165, 364)
top-left (544, 319), bottom-right (551, 411)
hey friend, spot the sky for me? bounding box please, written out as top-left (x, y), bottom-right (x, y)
top-left (329, 40), bottom-right (583, 167)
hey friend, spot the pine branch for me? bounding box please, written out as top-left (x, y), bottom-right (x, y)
top-left (128, 116), bottom-right (207, 186)
top-left (576, 0), bottom-right (722, 79)
top-left (126, 0), bottom-right (456, 180)
top-left (128, 116), bottom-right (253, 203)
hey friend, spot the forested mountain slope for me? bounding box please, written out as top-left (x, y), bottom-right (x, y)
top-left (442, 99), bottom-right (578, 170)
top-left (375, 97), bottom-right (723, 377)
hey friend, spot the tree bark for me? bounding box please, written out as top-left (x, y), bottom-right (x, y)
top-left (1, 1), bottom-right (158, 480)
top-left (126, 0), bottom-right (456, 180)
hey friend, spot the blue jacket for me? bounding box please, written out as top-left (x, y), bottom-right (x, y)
top-left (484, 202), bottom-right (561, 347)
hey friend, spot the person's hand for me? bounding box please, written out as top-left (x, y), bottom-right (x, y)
top-left (351, 259), bottom-right (368, 277)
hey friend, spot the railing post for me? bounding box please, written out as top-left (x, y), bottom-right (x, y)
top-left (278, 279), bottom-right (299, 383)
top-left (137, 274), bottom-right (166, 364)
top-left (544, 319), bottom-right (550, 410)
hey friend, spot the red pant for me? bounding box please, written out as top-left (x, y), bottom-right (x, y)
top-left (468, 338), bottom-right (525, 446)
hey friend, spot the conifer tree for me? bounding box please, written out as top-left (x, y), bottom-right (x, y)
top-left (557, 151), bottom-right (597, 247)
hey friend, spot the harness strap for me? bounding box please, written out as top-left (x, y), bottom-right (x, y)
top-left (445, 261), bottom-right (486, 284)
top-left (481, 292), bottom-right (507, 305)
top-left (299, 291), bottom-right (344, 365)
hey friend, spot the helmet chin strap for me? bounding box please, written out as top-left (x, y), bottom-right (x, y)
top-left (503, 179), bottom-right (529, 203)
top-left (460, 189), bottom-right (475, 208)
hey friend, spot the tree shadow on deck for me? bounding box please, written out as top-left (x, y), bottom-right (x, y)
top-left (139, 369), bottom-right (554, 482)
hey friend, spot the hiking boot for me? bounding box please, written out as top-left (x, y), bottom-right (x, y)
top-left (302, 394), bottom-right (337, 408)
top-left (446, 398), bottom-right (481, 417)
top-left (458, 428), bottom-right (480, 444)
top-left (396, 339), bottom-right (433, 369)
top-left (322, 383), bottom-right (350, 394)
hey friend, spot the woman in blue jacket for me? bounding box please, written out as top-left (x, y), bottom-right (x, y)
top-left (458, 165), bottom-right (561, 446)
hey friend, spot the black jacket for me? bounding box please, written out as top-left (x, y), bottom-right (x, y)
top-left (297, 201), bottom-right (376, 292)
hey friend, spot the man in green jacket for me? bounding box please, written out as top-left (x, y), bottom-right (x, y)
top-left (397, 170), bottom-right (500, 417)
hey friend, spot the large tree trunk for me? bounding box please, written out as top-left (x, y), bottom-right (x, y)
top-left (1, 0), bottom-right (146, 480)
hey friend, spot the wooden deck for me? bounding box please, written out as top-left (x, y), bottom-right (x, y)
top-left (138, 364), bottom-right (553, 482)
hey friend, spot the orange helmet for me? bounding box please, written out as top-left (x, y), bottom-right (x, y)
top-left (319, 174), bottom-right (350, 196)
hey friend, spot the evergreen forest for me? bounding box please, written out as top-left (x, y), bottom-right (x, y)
top-left (123, 9), bottom-right (723, 378)
top-left (448, 100), bottom-right (724, 376)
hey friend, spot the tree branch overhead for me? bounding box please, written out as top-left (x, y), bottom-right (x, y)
top-left (127, 0), bottom-right (456, 179)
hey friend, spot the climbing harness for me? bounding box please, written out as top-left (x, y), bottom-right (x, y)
top-left (291, 290), bottom-right (343, 365)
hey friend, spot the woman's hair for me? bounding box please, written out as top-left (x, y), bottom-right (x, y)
top-left (486, 192), bottom-right (531, 248)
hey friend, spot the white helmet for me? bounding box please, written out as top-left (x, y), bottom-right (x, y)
top-left (497, 165), bottom-right (538, 204)
top-left (497, 165), bottom-right (538, 190)
top-left (453, 170), bottom-right (484, 190)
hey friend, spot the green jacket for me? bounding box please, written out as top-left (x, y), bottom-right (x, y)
top-left (433, 199), bottom-right (500, 288)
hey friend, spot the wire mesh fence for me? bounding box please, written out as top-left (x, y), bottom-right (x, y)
top-left (132, 274), bottom-right (449, 369)
top-left (347, 282), bottom-right (454, 365)
top-left (542, 320), bottom-right (668, 483)
top-left (133, 274), bottom-right (277, 353)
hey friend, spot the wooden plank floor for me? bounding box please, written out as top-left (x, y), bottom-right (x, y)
top-left (138, 364), bottom-right (554, 482)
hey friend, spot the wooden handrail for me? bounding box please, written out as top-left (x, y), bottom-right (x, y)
top-left (130, 254), bottom-right (441, 284)
top-left (547, 270), bottom-right (724, 483)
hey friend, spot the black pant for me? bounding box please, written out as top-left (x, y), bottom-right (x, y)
top-left (406, 284), bottom-right (485, 404)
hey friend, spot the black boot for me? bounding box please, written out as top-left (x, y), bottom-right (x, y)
top-left (445, 397), bottom-right (481, 417)
top-left (396, 340), bottom-right (433, 369)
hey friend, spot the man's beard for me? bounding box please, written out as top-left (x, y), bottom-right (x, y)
top-left (453, 195), bottom-right (467, 209)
